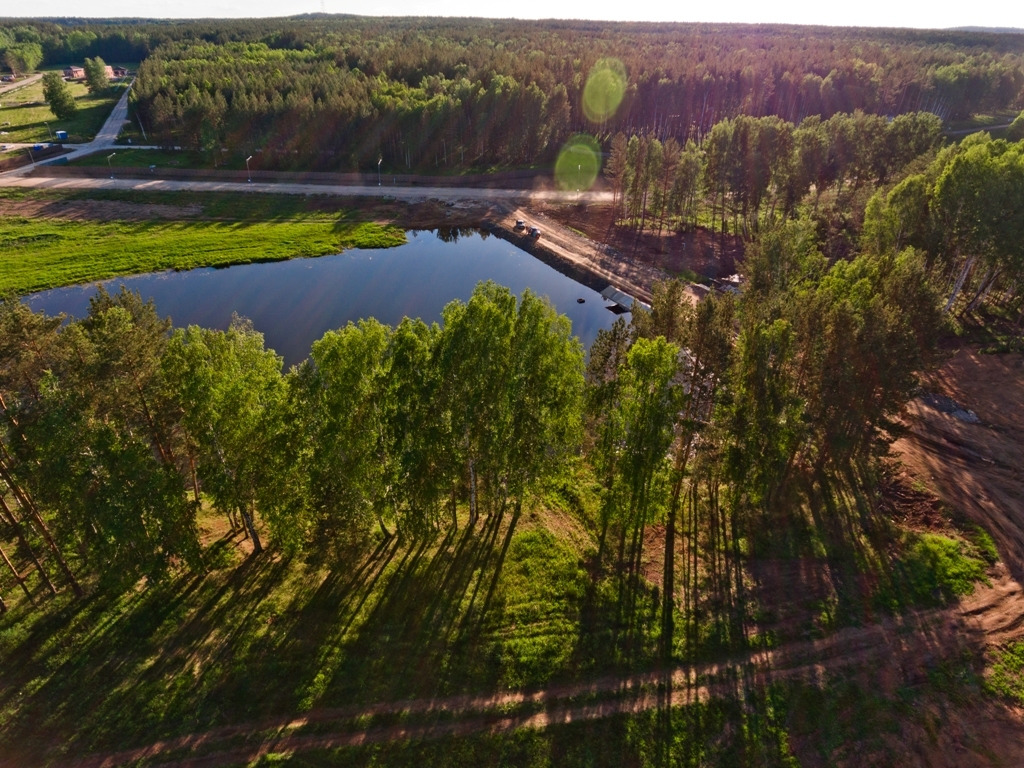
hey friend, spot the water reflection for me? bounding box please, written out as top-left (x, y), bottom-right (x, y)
top-left (27, 230), bottom-right (629, 368)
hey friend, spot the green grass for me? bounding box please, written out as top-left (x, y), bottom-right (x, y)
top-left (986, 642), bottom-right (1024, 704)
top-left (0, 75), bottom-right (126, 144)
top-left (876, 531), bottom-right (990, 612)
top-left (71, 147), bottom-right (252, 170)
top-left (0, 196), bottom-right (406, 294)
top-left (945, 111), bottom-right (1021, 133)
top-left (243, 691), bottom-right (801, 768)
top-left (0, 474), bottom-right (1005, 766)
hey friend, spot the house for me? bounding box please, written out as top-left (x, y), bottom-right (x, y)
top-left (63, 66), bottom-right (85, 80)
top-left (104, 65), bottom-right (115, 78)
top-left (112, 66), bottom-right (127, 78)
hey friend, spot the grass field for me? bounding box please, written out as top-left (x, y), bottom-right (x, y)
top-left (0, 190), bottom-right (407, 294)
top-left (0, 75), bottom-right (127, 144)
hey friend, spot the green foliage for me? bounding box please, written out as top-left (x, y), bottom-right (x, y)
top-left (83, 56), bottom-right (110, 93)
top-left (41, 71), bottom-right (77, 120)
top-left (881, 532), bottom-right (989, 610)
top-left (986, 642), bottom-right (1024, 704)
top-left (3, 42), bottom-right (42, 75)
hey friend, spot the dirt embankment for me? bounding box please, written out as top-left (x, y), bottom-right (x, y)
top-left (895, 346), bottom-right (1024, 583)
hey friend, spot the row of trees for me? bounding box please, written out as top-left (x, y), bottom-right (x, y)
top-left (0, 284), bottom-right (583, 594)
top-left (585, 227), bottom-right (942, 656)
top-left (606, 111), bottom-right (944, 236)
top-left (863, 133), bottom-right (1024, 316)
top-left (604, 114), bottom-right (1024, 319)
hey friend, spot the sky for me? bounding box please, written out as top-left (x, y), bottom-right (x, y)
top-left (5, 0), bottom-right (1024, 30)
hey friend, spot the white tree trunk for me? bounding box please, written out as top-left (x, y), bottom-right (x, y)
top-left (944, 254), bottom-right (976, 314)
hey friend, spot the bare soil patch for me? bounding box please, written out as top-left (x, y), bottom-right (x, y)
top-left (538, 201), bottom-right (744, 280)
top-left (894, 345), bottom-right (1024, 582)
top-left (886, 341), bottom-right (1024, 766)
top-left (0, 197), bottom-right (203, 220)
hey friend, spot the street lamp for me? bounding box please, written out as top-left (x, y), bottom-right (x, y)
top-left (43, 121), bottom-right (53, 141)
top-left (377, 157), bottom-right (382, 187)
top-left (107, 152), bottom-right (116, 179)
top-left (246, 155), bottom-right (253, 183)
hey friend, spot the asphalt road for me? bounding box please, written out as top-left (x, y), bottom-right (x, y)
top-left (0, 168), bottom-right (612, 204)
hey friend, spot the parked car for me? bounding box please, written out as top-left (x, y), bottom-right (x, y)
top-left (529, 227), bottom-right (541, 238)
top-left (514, 219), bottom-right (525, 230)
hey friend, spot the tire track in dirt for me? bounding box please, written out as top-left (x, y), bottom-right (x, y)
top-left (58, 568), bottom-right (1024, 768)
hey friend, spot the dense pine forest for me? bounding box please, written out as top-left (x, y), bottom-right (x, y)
top-left (4, 17), bottom-right (1024, 167)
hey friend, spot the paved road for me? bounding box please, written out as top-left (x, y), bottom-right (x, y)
top-left (0, 72), bottom-right (43, 96)
top-left (0, 172), bottom-right (613, 205)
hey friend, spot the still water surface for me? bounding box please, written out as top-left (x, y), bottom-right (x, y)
top-left (27, 230), bottom-right (628, 367)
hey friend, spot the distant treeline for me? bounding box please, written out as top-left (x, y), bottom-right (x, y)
top-left (4, 17), bottom-right (1024, 167)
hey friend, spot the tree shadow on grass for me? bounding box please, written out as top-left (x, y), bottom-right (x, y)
top-left (0, 549), bottom-right (292, 762)
top-left (288, 510), bottom-right (526, 709)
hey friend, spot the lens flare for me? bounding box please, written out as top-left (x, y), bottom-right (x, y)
top-left (554, 134), bottom-right (600, 192)
top-left (582, 58), bottom-right (627, 124)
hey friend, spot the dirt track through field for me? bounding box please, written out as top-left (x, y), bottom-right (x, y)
top-left (52, 566), bottom-right (1024, 768)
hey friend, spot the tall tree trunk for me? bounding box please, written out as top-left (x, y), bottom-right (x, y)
top-left (661, 489), bottom-right (676, 661)
top-left (0, 490), bottom-right (55, 595)
top-left (944, 254), bottom-right (976, 314)
top-left (0, 539), bottom-right (34, 602)
top-left (468, 457), bottom-right (478, 527)
top-left (0, 457), bottom-right (79, 596)
top-left (240, 504), bottom-right (263, 555)
top-left (965, 266), bottom-right (1001, 314)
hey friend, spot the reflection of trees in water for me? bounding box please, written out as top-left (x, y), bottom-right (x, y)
top-left (435, 227), bottom-right (487, 243)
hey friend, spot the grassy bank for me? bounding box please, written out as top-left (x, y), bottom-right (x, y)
top-left (0, 190), bottom-right (407, 294)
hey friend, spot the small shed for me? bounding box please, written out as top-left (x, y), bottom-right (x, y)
top-left (55, 130), bottom-right (68, 142)
top-left (63, 66), bottom-right (85, 80)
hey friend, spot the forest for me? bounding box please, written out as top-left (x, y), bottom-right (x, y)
top-left (2, 14), bottom-right (1024, 766)
top-left (4, 17), bottom-right (1024, 169)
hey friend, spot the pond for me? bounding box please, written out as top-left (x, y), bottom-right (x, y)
top-left (26, 229), bottom-right (630, 367)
